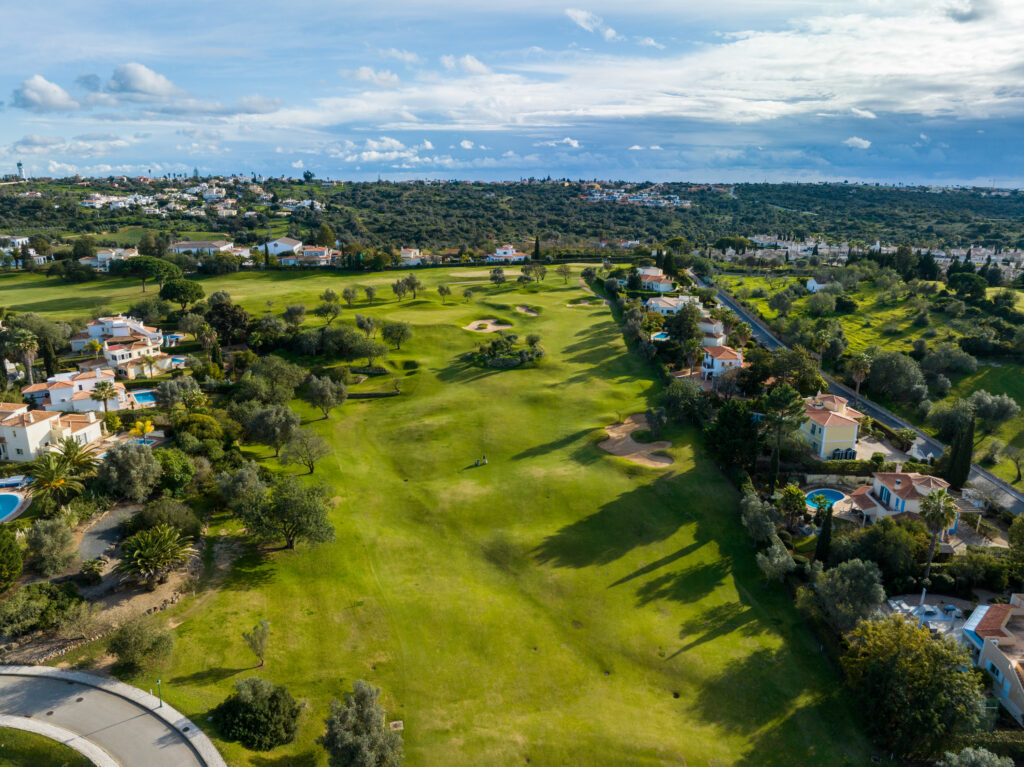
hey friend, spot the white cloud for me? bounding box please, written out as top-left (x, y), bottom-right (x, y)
top-left (291, 159), bottom-right (304, 168)
top-left (459, 139), bottom-right (475, 149)
top-left (565, 8), bottom-right (601, 32)
top-left (381, 48), bottom-right (421, 64)
top-left (535, 136), bottom-right (581, 148)
top-left (628, 144), bottom-right (644, 150)
top-left (843, 136), bottom-right (871, 149)
top-left (419, 139), bottom-right (434, 150)
top-left (565, 8), bottom-right (620, 41)
top-left (11, 75), bottom-right (78, 112)
top-left (639, 37), bottom-right (665, 49)
top-left (459, 55), bottom-right (491, 74)
top-left (352, 67), bottom-right (400, 87)
top-left (10, 132), bottom-right (131, 157)
top-left (649, 144), bottom-right (663, 150)
top-left (107, 62), bottom-right (180, 97)
top-left (440, 55), bottom-right (456, 71)
top-left (851, 107), bottom-right (877, 119)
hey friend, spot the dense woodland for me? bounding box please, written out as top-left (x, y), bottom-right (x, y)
top-left (4, 179), bottom-right (1024, 252)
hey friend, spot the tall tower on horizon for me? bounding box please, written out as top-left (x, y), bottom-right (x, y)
top-left (16, 162), bottom-right (25, 180)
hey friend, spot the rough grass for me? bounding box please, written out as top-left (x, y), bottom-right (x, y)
top-left (46, 269), bottom-right (870, 766)
top-left (0, 727), bottom-right (92, 767)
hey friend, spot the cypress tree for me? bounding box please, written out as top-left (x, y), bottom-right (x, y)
top-left (814, 505), bottom-right (833, 564)
top-left (533, 236), bottom-right (541, 261)
top-left (211, 339), bottom-right (224, 369)
top-left (945, 417), bottom-right (975, 490)
top-left (41, 337), bottom-right (57, 378)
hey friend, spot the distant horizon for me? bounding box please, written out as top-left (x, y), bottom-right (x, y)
top-left (4, 1), bottom-right (1024, 186)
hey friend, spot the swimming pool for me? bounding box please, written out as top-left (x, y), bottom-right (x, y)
top-left (651, 332), bottom-right (670, 342)
top-left (171, 357), bottom-right (186, 365)
top-left (133, 390), bottom-right (156, 404)
top-left (0, 493), bottom-right (22, 522)
top-left (806, 488), bottom-right (846, 509)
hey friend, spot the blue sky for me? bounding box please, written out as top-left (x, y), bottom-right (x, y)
top-left (3, 0), bottom-right (1023, 184)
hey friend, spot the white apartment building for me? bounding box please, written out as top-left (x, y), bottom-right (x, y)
top-left (21, 369), bottom-right (137, 413)
top-left (69, 315), bottom-right (163, 352)
top-left (0, 404), bottom-right (104, 462)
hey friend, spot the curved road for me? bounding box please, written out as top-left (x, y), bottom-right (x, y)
top-left (0, 666), bottom-right (225, 767)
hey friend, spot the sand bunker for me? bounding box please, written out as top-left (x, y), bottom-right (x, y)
top-left (516, 305), bottom-right (539, 316)
top-left (463, 319), bottom-right (513, 333)
top-left (599, 413), bottom-right (673, 468)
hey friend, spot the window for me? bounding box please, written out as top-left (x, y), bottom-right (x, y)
top-left (15, 449), bottom-right (22, 456)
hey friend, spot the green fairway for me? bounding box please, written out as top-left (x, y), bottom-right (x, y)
top-left (0, 727), bottom-right (91, 767)
top-left (40, 268), bottom-right (869, 765)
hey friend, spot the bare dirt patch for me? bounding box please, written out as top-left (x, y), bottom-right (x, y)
top-left (515, 305), bottom-right (539, 316)
top-left (462, 319), bottom-right (513, 333)
top-left (599, 413), bottom-right (673, 468)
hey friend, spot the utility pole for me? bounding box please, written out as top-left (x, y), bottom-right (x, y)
top-left (157, 678), bottom-right (163, 708)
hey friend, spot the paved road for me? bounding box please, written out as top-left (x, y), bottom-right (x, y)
top-left (0, 669), bottom-right (222, 766)
top-left (705, 273), bottom-right (1024, 515)
top-left (78, 506), bottom-right (137, 562)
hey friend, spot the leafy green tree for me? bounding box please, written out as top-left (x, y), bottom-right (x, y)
top-left (248, 405), bottom-right (300, 457)
top-left (437, 284), bottom-right (451, 304)
top-left (1002, 445), bottom-right (1024, 483)
top-left (756, 535), bottom-right (795, 581)
top-left (381, 321), bottom-right (411, 350)
top-left (759, 383), bottom-right (805, 491)
top-left (243, 619), bottom-right (270, 667)
top-left (704, 399), bottom-right (763, 471)
top-left (281, 429), bottom-right (331, 474)
top-left (214, 677), bottom-right (300, 751)
top-left (869, 351), bottom-right (926, 402)
top-left (153, 447), bottom-right (196, 495)
top-left (115, 524), bottom-right (196, 588)
top-left (920, 489), bottom-right (959, 580)
top-left (71, 236), bottom-right (95, 262)
top-left (842, 615), bottom-right (983, 757)
top-left (661, 378), bottom-right (712, 425)
top-left (319, 680), bottom-right (403, 767)
top-left (317, 223), bottom-right (336, 247)
top-left (108, 615), bottom-right (173, 672)
top-left (0, 526), bottom-right (23, 591)
top-left (740, 492), bottom-right (779, 544)
top-left (26, 518), bottom-right (74, 577)
top-left (768, 290), bottom-right (792, 317)
top-left (205, 302), bottom-right (251, 343)
top-left (555, 264), bottom-right (572, 283)
top-left (159, 278), bottom-right (205, 310)
top-left (1009, 514), bottom-right (1024, 554)
top-left (240, 477), bottom-right (334, 549)
top-left (216, 462), bottom-right (269, 514)
top-left (283, 304), bottom-right (307, 330)
top-left (778, 484), bottom-right (806, 528)
top-left (490, 267), bottom-right (505, 285)
top-left (124, 498), bottom-right (201, 541)
top-left (796, 558), bottom-right (885, 633)
top-left (98, 442), bottom-right (163, 502)
top-left (314, 301), bottom-right (341, 327)
top-left (123, 256), bottom-right (181, 292)
top-left (307, 375), bottom-right (348, 419)
top-left (364, 286), bottom-right (377, 305)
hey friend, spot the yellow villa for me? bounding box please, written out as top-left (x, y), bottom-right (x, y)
top-left (797, 392), bottom-right (863, 459)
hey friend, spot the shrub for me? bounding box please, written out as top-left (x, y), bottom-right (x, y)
top-left (26, 518), bottom-right (74, 577)
top-left (0, 582), bottom-right (82, 637)
top-left (124, 498), bottom-right (201, 541)
top-left (80, 558), bottom-right (104, 586)
top-left (213, 678), bottom-right (300, 751)
top-left (108, 615), bottom-right (173, 671)
top-left (0, 526), bottom-right (22, 592)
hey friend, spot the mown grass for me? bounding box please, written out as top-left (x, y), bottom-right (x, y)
top-left (0, 727), bottom-right (91, 767)
top-left (723, 274), bottom-right (1024, 484)
top-left (45, 269), bottom-right (869, 766)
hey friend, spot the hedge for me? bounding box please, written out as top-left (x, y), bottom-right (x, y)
top-left (953, 731), bottom-right (1024, 759)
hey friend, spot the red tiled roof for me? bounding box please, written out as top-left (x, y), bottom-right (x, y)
top-left (977, 604), bottom-right (1015, 639)
top-left (850, 486), bottom-right (879, 511)
top-left (704, 345), bottom-right (742, 360)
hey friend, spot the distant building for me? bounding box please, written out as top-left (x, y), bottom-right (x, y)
top-left (69, 315), bottom-right (162, 352)
top-left (79, 248), bottom-right (138, 272)
top-left (701, 345), bottom-right (743, 380)
top-left (849, 471), bottom-right (955, 524)
top-left (263, 237), bottom-right (303, 256)
top-left (806, 276), bottom-right (835, 293)
top-left (169, 240), bottom-right (233, 255)
top-left (486, 244), bottom-right (527, 263)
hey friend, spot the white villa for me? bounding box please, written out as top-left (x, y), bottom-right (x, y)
top-left (797, 392), bottom-right (863, 459)
top-left (279, 246), bottom-right (333, 266)
top-left (169, 240), bottom-right (233, 255)
top-left (699, 315), bottom-right (726, 347)
top-left (644, 295), bottom-right (700, 316)
top-left (0, 403), bottom-right (104, 462)
top-left (21, 369), bottom-right (139, 413)
top-left (79, 248), bottom-right (139, 272)
top-left (263, 237), bottom-right (303, 256)
top-left (962, 595), bottom-right (1024, 725)
top-left (701, 345), bottom-right (743, 379)
top-left (399, 248), bottom-right (424, 266)
top-left (636, 266), bottom-right (675, 292)
top-left (101, 336), bottom-right (172, 380)
top-left (806, 276), bottom-right (836, 293)
top-left (849, 470), bottom-right (954, 523)
top-left (486, 244), bottom-right (527, 263)
top-left (70, 315), bottom-right (163, 353)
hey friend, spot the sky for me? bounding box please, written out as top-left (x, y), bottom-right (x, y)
top-left (2, 0), bottom-right (1023, 185)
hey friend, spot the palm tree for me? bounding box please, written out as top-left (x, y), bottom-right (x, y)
top-left (848, 352), bottom-right (871, 407)
top-left (683, 338), bottom-right (703, 377)
top-left (27, 452), bottom-right (84, 512)
top-left (9, 328), bottom-right (38, 385)
top-left (130, 419), bottom-right (155, 443)
top-left (921, 488), bottom-right (959, 581)
top-left (53, 437), bottom-right (99, 477)
top-left (114, 524), bottom-right (196, 589)
top-left (90, 381), bottom-right (118, 413)
top-left (140, 353), bottom-right (158, 379)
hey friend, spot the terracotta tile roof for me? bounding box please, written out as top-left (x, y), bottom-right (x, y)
top-left (72, 369), bottom-right (114, 381)
top-left (704, 345), bottom-right (742, 360)
top-left (850, 486), bottom-right (879, 511)
top-left (874, 472), bottom-right (949, 501)
top-left (0, 403), bottom-right (27, 413)
top-left (976, 604), bottom-right (1015, 638)
top-left (804, 405), bottom-right (860, 427)
top-left (1, 410), bottom-right (61, 427)
top-left (20, 383), bottom-right (52, 394)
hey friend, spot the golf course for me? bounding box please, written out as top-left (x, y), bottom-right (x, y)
top-left (5, 267), bottom-right (871, 765)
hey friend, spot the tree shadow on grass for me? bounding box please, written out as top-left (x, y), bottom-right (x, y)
top-left (433, 356), bottom-right (505, 384)
top-left (512, 428), bottom-right (596, 460)
top-left (533, 476), bottom-right (695, 568)
top-left (222, 549), bottom-right (277, 591)
top-left (251, 752), bottom-right (320, 767)
top-left (633, 560), bottom-right (732, 607)
top-left (607, 540), bottom-right (707, 587)
top-left (170, 666), bottom-right (250, 686)
top-left (668, 600), bottom-right (767, 657)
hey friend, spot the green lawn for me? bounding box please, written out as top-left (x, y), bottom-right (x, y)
top-left (722, 274), bottom-right (1024, 486)
top-left (45, 269), bottom-right (869, 765)
top-left (0, 727), bottom-right (91, 767)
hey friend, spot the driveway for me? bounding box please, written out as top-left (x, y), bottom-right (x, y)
top-left (78, 505), bottom-right (138, 562)
top-left (0, 666), bottom-right (225, 767)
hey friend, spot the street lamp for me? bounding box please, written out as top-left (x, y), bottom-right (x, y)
top-left (157, 679), bottom-right (163, 708)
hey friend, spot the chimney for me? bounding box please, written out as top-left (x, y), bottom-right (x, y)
top-left (895, 463), bottom-right (903, 474)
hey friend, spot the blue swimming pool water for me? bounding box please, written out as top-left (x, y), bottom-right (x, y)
top-left (0, 494), bottom-right (21, 521)
top-left (134, 390), bottom-right (156, 404)
top-left (651, 332), bottom-right (670, 342)
top-left (171, 357), bottom-right (186, 364)
top-left (806, 488), bottom-right (846, 509)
